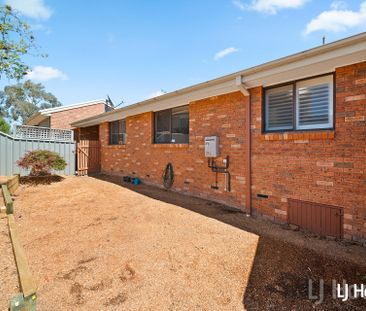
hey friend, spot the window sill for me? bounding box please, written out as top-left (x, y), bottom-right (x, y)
top-left (107, 144), bottom-right (127, 148)
top-left (152, 143), bottom-right (189, 149)
top-left (261, 130), bottom-right (335, 141)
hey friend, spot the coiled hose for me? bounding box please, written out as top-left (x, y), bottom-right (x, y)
top-left (162, 162), bottom-right (174, 189)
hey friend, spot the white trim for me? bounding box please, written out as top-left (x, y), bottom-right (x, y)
top-left (236, 75), bottom-right (250, 95)
top-left (26, 99), bottom-right (109, 126)
top-left (39, 99), bottom-right (107, 115)
top-left (72, 32), bottom-right (366, 128)
top-left (72, 80), bottom-right (240, 127)
top-left (242, 42), bottom-right (366, 88)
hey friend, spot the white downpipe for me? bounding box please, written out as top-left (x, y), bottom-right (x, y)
top-left (235, 76), bottom-right (250, 96)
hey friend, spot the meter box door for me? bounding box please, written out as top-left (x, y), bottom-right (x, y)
top-left (205, 136), bottom-right (219, 157)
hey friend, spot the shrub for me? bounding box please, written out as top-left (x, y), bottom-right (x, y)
top-left (0, 117), bottom-right (10, 134)
top-left (17, 150), bottom-right (67, 176)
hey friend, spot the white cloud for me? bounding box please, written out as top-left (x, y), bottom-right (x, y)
top-left (214, 47), bottom-right (239, 60)
top-left (147, 90), bottom-right (167, 99)
top-left (232, 0), bottom-right (246, 11)
top-left (27, 66), bottom-right (68, 81)
top-left (330, 1), bottom-right (348, 10)
top-left (235, 0), bottom-right (309, 14)
top-left (5, 0), bottom-right (53, 20)
top-left (304, 1), bottom-right (366, 35)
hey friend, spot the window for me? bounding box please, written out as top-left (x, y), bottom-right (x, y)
top-left (265, 75), bottom-right (333, 132)
top-left (265, 85), bottom-right (294, 131)
top-left (155, 106), bottom-right (189, 144)
top-left (109, 120), bottom-right (126, 145)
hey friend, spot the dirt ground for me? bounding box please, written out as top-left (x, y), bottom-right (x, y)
top-left (0, 214), bottom-right (19, 311)
top-left (3, 175), bottom-right (366, 310)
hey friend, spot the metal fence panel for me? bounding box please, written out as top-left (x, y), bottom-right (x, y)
top-left (0, 131), bottom-right (75, 176)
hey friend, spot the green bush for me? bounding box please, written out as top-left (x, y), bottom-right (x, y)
top-left (0, 117), bottom-right (10, 134)
top-left (17, 150), bottom-right (67, 176)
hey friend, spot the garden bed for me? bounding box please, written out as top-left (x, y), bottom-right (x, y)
top-left (20, 175), bottom-right (64, 185)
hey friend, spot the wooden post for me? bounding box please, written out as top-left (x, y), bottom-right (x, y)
top-left (8, 214), bottom-right (37, 310)
top-left (7, 174), bottom-right (20, 195)
top-left (2, 184), bottom-right (13, 214)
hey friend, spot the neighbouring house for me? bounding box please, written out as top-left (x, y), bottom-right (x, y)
top-left (72, 32), bottom-right (366, 244)
top-left (26, 99), bottom-right (112, 141)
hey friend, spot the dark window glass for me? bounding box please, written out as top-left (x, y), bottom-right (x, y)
top-left (155, 132), bottom-right (171, 144)
top-left (109, 120), bottom-right (126, 145)
top-left (155, 106), bottom-right (189, 144)
top-left (156, 110), bottom-right (171, 132)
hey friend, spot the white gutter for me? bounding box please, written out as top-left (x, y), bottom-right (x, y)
top-left (39, 99), bottom-right (107, 115)
top-left (26, 99), bottom-right (108, 126)
top-left (72, 32), bottom-right (366, 128)
top-left (235, 76), bottom-right (249, 96)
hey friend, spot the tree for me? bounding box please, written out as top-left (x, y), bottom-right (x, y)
top-left (0, 80), bottom-right (61, 124)
top-left (0, 5), bottom-right (42, 80)
top-left (17, 150), bottom-right (67, 176)
top-left (0, 116), bottom-right (10, 133)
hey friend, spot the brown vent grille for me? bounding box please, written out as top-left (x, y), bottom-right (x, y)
top-left (288, 199), bottom-right (343, 239)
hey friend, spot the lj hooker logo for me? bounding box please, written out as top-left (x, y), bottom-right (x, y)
top-left (309, 279), bottom-right (366, 305)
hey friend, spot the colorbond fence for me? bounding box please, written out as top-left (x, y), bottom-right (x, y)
top-left (0, 131), bottom-right (76, 176)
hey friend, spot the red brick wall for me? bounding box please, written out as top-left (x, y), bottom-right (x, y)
top-left (100, 91), bottom-right (248, 208)
top-left (250, 62), bottom-right (366, 243)
top-left (50, 103), bottom-right (105, 129)
top-left (98, 62), bottom-right (366, 243)
top-left (74, 125), bottom-right (99, 142)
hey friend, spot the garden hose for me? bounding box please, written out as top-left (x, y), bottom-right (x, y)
top-left (162, 162), bottom-right (174, 189)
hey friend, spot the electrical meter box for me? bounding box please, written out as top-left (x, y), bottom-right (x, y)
top-left (205, 136), bottom-right (219, 157)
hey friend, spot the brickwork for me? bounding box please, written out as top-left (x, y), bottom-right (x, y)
top-left (100, 91), bottom-right (248, 208)
top-left (250, 62), bottom-right (366, 243)
top-left (74, 125), bottom-right (99, 141)
top-left (98, 62), bottom-right (366, 243)
top-left (50, 103), bottom-right (105, 129)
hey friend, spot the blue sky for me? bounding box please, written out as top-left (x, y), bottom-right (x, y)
top-left (2, 0), bottom-right (366, 107)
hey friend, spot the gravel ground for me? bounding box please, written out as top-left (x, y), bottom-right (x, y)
top-left (4, 175), bottom-right (366, 310)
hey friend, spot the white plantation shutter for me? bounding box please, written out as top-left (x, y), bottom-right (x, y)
top-left (265, 85), bottom-right (294, 131)
top-left (296, 75), bottom-right (333, 130)
top-left (264, 75), bottom-right (334, 132)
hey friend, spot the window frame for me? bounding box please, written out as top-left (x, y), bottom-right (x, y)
top-left (154, 105), bottom-right (189, 144)
top-left (109, 119), bottom-right (126, 145)
top-left (263, 73), bottom-right (335, 133)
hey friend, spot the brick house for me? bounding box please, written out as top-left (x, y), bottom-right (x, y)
top-left (26, 99), bottom-right (112, 141)
top-left (72, 33), bottom-right (366, 243)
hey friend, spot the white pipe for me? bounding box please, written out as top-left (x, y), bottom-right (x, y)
top-left (224, 172), bottom-right (227, 192)
top-left (235, 75), bottom-right (250, 96)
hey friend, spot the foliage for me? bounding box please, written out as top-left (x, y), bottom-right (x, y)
top-left (0, 116), bottom-right (10, 133)
top-left (17, 150), bottom-right (67, 176)
top-left (0, 5), bottom-right (42, 80)
top-left (0, 80), bottom-right (61, 124)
